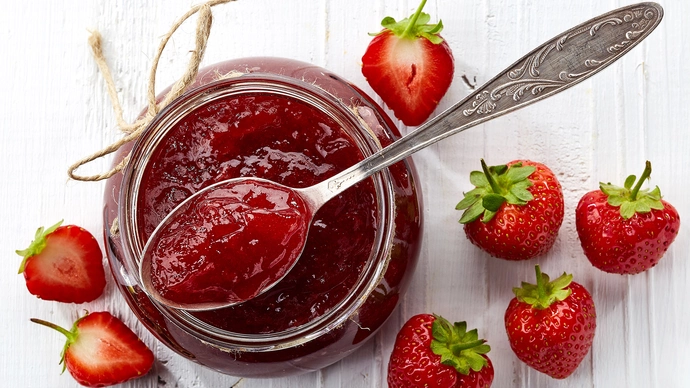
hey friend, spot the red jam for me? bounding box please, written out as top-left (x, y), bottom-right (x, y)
top-left (145, 178), bottom-right (312, 307)
top-left (137, 93), bottom-right (378, 332)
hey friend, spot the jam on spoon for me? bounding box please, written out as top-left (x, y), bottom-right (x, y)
top-left (141, 178), bottom-right (312, 310)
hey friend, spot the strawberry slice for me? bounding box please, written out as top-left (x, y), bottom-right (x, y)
top-left (17, 220), bottom-right (106, 303)
top-left (362, 0), bottom-right (454, 126)
top-left (31, 311), bottom-right (154, 387)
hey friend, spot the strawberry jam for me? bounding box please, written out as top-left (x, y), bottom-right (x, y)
top-left (137, 91), bottom-right (377, 332)
top-left (105, 58), bottom-right (422, 377)
top-left (145, 178), bottom-right (312, 308)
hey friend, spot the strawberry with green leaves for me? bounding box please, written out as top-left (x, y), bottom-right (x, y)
top-left (505, 266), bottom-right (596, 379)
top-left (32, 311), bottom-right (154, 387)
top-left (388, 314), bottom-right (494, 388)
top-left (576, 161), bottom-right (680, 274)
top-left (361, 0), bottom-right (454, 126)
top-left (456, 159), bottom-right (564, 261)
top-left (17, 220), bottom-right (106, 303)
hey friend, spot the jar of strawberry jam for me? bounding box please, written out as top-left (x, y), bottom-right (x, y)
top-left (103, 57), bottom-right (422, 377)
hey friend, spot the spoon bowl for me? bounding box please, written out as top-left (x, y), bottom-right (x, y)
top-left (139, 2), bottom-right (663, 310)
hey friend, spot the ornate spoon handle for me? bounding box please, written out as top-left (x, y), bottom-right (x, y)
top-left (316, 2), bottom-right (663, 199)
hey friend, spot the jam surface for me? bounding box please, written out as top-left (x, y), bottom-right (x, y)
top-left (138, 93), bottom-right (377, 333)
top-left (146, 178), bottom-right (312, 307)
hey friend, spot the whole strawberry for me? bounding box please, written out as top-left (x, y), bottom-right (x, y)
top-left (505, 266), bottom-right (596, 379)
top-left (388, 314), bottom-right (494, 388)
top-left (16, 220), bottom-right (106, 303)
top-left (361, 0), bottom-right (454, 126)
top-left (32, 311), bottom-right (154, 387)
top-left (456, 159), bottom-right (564, 261)
top-left (576, 161), bottom-right (680, 274)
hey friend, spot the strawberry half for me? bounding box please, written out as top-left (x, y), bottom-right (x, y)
top-left (17, 220), bottom-right (106, 303)
top-left (31, 311), bottom-right (155, 387)
top-left (505, 266), bottom-right (596, 379)
top-left (388, 314), bottom-right (494, 388)
top-left (575, 161), bottom-right (680, 274)
top-left (362, 0), bottom-right (454, 126)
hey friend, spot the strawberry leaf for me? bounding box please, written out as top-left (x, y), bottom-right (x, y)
top-left (16, 220), bottom-right (64, 274)
top-left (458, 160), bottom-right (536, 224)
top-left (429, 316), bottom-right (490, 375)
top-left (455, 188), bottom-right (485, 210)
top-left (513, 265), bottom-right (573, 310)
top-left (482, 193), bottom-right (506, 212)
top-left (599, 161), bottom-right (665, 220)
top-left (458, 200), bottom-right (485, 223)
top-left (506, 165), bottom-right (536, 184)
top-left (624, 174), bottom-right (636, 189)
top-left (469, 171), bottom-right (488, 187)
top-left (481, 209), bottom-right (497, 223)
top-left (374, 0), bottom-right (445, 44)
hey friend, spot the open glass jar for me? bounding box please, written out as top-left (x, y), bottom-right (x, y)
top-left (103, 57), bottom-right (422, 377)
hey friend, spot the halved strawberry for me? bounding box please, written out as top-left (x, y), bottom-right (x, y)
top-left (362, 0), bottom-right (454, 126)
top-left (17, 220), bottom-right (106, 303)
top-left (32, 311), bottom-right (155, 387)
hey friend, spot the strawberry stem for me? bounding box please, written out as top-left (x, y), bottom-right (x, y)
top-left (30, 318), bottom-right (76, 342)
top-left (402, 0), bottom-right (427, 37)
top-left (451, 339), bottom-right (487, 355)
top-left (630, 160), bottom-right (652, 201)
top-left (480, 159), bottom-right (501, 193)
top-left (535, 265), bottom-right (546, 301)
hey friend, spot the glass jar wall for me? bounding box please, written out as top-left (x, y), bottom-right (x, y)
top-left (103, 57), bottom-right (422, 377)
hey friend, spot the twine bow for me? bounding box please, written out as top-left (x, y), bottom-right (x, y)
top-left (68, 0), bottom-right (234, 181)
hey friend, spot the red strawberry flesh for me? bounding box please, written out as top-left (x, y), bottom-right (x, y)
top-left (17, 221), bottom-right (106, 303)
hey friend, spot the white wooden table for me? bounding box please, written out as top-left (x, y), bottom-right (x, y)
top-left (2, 1), bottom-right (688, 387)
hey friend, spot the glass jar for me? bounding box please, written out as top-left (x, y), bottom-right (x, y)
top-left (103, 57), bottom-right (422, 377)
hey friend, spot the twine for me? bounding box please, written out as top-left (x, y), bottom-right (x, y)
top-left (68, 0), bottom-right (234, 181)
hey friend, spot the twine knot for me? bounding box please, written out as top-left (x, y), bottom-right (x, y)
top-left (68, 0), bottom-right (234, 181)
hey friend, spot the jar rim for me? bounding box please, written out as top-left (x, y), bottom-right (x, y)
top-left (117, 72), bottom-right (397, 350)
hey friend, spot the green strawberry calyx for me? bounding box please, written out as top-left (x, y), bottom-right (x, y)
top-left (30, 313), bottom-right (86, 374)
top-left (16, 220), bottom-right (63, 274)
top-left (513, 265), bottom-right (573, 310)
top-left (456, 159), bottom-right (536, 223)
top-left (371, 0), bottom-right (445, 44)
top-left (600, 160), bottom-right (664, 220)
top-left (429, 316), bottom-right (491, 375)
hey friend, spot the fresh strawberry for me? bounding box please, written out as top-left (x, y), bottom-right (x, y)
top-left (361, 0), bottom-right (454, 126)
top-left (505, 266), bottom-right (596, 379)
top-left (388, 314), bottom-right (494, 388)
top-left (31, 311), bottom-right (154, 387)
top-left (575, 161), bottom-right (680, 274)
top-left (456, 159), bottom-right (564, 261)
top-left (16, 220), bottom-right (106, 303)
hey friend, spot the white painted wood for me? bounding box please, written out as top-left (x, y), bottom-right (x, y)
top-left (1, 1), bottom-right (688, 387)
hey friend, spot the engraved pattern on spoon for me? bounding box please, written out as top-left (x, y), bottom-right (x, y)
top-left (463, 5), bottom-right (660, 117)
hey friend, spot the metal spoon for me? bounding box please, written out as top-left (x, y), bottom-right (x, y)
top-left (140, 2), bottom-right (663, 310)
